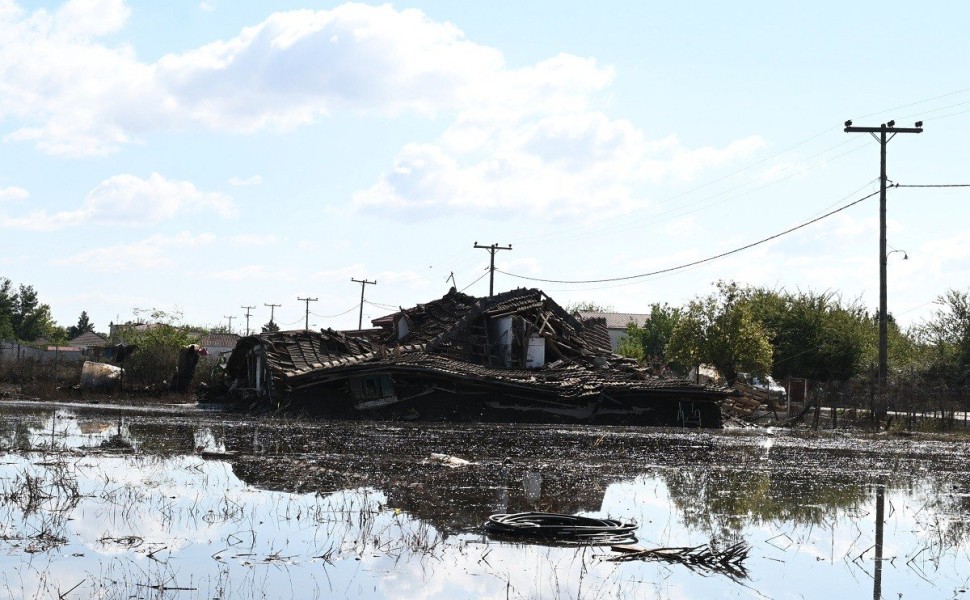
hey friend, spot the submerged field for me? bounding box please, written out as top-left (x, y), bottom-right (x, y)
top-left (1, 401), bottom-right (969, 599)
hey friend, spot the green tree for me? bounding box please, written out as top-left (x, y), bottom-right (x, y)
top-left (752, 289), bottom-right (874, 382)
top-left (114, 308), bottom-right (198, 388)
top-left (11, 284), bottom-right (56, 341)
top-left (262, 320), bottom-right (280, 333)
top-left (667, 283), bottom-right (772, 383)
top-left (616, 303), bottom-right (682, 370)
top-left (0, 278), bottom-right (14, 341)
top-left (917, 289), bottom-right (970, 384)
top-left (566, 301), bottom-right (615, 313)
top-left (66, 310), bottom-right (96, 339)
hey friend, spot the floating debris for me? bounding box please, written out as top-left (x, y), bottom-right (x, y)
top-left (484, 511), bottom-right (638, 546)
top-left (606, 541), bottom-right (750, 579)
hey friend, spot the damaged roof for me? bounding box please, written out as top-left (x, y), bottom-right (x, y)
top-left (225, 288), bottom-right (726, 405)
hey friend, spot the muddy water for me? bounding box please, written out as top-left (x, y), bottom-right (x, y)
top-left (1, 402), bottom-right (969, 599)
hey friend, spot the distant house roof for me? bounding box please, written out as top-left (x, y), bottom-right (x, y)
top-left (576, 311), bottom-right (650, 330)
top-left (576, 316), bottom-right (612, 353)
top-left (69, 331), bottom-right (107, 348)
top-left (198, 333), bottom-right (241, 349)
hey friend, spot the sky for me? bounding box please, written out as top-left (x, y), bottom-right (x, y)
top-left (1, 0), bottom-right (968, 335)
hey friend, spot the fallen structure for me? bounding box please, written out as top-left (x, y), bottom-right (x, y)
top-left (221, 288), bottom-right (727, 427)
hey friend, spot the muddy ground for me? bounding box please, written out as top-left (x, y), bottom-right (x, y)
top-left (3, 399), bottom-right (970, 599)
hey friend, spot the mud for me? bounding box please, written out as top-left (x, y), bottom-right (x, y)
top-left (2, 401), bottom-right (970, 599)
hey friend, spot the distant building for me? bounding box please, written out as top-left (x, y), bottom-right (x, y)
top-left (197, 333), bottom-right (241, 359)
top-left (575, 311), bottom-right (651, 351)
top-left (69, 331), bottom-right (108, 350)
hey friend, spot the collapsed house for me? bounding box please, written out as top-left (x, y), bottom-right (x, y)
top-left (222, 288), bottom-right (727, 427)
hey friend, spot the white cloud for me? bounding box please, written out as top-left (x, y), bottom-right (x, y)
top-left (0, 3), bottom-right (507, 154)
top-left (54, 245), bottom-right (174, 271)
top-left (199, 0), bottom-right (215, 12)
top-left (0, 1), bottom-right (764, 220)
top-left (354, 125), bottom-right (763, 222)
top-left (0, 173), bottom-right (234, 230)
top-left (228, 233), bottom-right (278, 246)
top-left (309, 265), bottom-right (363, 283)
top-left (0, 186), bottom-right (28, 202)
top-left (228, 175), bottom-right (262, 186)
top-left (50, 231), bottom-right (214, 272)
top-left (210, 264), bottom-right (268, 281)
top-left (0, 0), bottom-right (159, 155)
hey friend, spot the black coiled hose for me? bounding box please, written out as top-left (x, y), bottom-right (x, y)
top-left (484, 512), bottom-right (638, 546)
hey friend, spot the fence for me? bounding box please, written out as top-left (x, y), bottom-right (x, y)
top-left (807, 371), bottom-right (970, 431)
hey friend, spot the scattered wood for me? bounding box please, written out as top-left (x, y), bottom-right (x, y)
top-left (606, 541), bottom-right (750, 579)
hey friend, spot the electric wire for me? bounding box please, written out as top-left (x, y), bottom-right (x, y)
top-left (497, 189), bottom-right (880, 285)
top-left (895, 183), bottom-right (970, 188)
top-left (511, 137), bottom-right (868, 248)
top-left (309, 305), bottom-right (359, 319)
top-left (509, 87), bottom-right (970, 249)
top-left (459, 268), bottom-right (490, 293)
top-left (363, 299), bottom-right (400, 311)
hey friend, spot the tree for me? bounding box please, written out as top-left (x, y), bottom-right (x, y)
top-left (0, 278), bottom-right (14, 341)
top-left (566, 301), bottom-right (615, 313)
top-left (11, 284), bottom-right (55, 341)
top-left (917, 288), bottom-right (970, 384)
top-left (616, 303), bottom-right (682, 370)
top-left (262, 320), bottom-right (280, 333)
top-left (66, 310), bottom-right (96, 339)
top-left (667, 282), bottom-right (773, 383)
top-left (749, 288), bottom-right (874, 382)
top-left (115, 308), bottom-right (198, 388)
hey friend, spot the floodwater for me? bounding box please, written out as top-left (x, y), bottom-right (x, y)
top-left (1, 402), bottom-right (969, 599)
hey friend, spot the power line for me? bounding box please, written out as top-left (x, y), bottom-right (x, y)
top-left (460, 268), bottom-right (490, 293)
top-left (513, 138), bottom-right (866, 248)
top-left (264, 302), bottom-right (281, 325)
top-left (309, 305), bottom-right (359, 319)
top-left (297, 296), bottom-right (318, 330)
top-left (351, 278), bottom-right (377, 330)
top-left (895, 183), bottom-right (970, 188)
top-left (844, 119), bottom-right (923, 422)
top-left (508, 89), bottom-right (970, 251)
top-left (363, 299), bottom-right (399, 311)
top-left (473, 242), bottom-right (512, 296)
top-left (497, 189), bottom-right (881, 285)
top-left (240, 305), bottom-right (255, 336)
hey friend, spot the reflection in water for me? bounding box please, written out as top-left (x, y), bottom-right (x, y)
top-left (2, 404), bottom-right (970, 599)
top-left (873, 476), bottom-right (885, 600)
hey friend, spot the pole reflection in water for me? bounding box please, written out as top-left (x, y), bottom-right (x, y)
top-left (874, 476), bottom-right (885, 600)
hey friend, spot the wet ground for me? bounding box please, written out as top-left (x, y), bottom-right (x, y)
top-left (2, 400), bottom-right (969, 599)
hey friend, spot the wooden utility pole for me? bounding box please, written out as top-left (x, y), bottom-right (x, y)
top-left (223, 315), bottom-right (235, 334)
top-left (844, 119), bottom-right (922, 421)
top-left (297, 297), bottom-right (318, 330)
top-left (351, 278), bottom-right (377, 330)
top-left (264, 302), bottom-right (281, 324)
top-left (241, 305), bottom-right (255, 335)
top-left (473, 241), bottom-right (512, 297)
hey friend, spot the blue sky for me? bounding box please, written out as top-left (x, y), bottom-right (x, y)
top-left (1, 0), bottom-right (967, 334)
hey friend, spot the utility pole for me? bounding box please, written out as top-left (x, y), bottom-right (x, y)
top-left (265, 302), bottom-right (281, 325)
top-left (351, 278), bottom-right (377, 330)
top-left (844, 119), bottom-right (922, 421)
top-left (474, 241), bottom-right (512, 297)
top-left (297, 296), bottom-right (318, 330)
top-left (241, 305), bottom-right (255, 335)
top-left (223, 315), bottom-right (235, 334)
